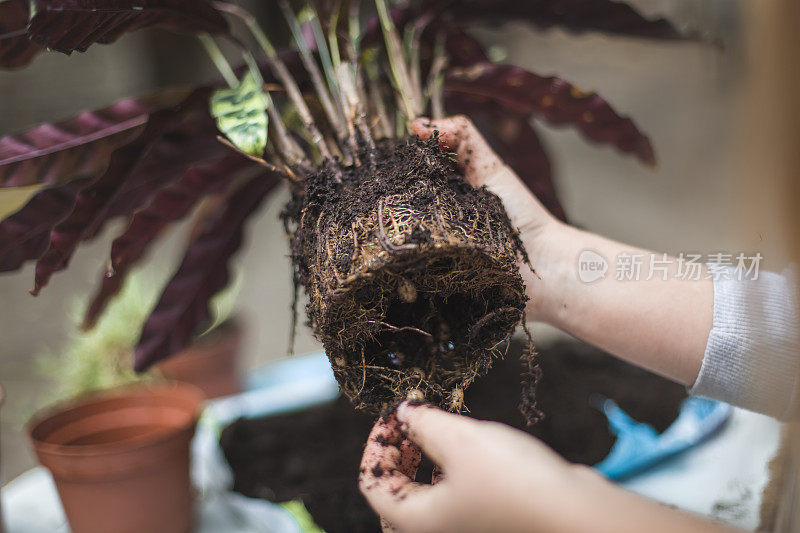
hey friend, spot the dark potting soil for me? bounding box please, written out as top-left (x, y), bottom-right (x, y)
top-left (220, 340), bottom-right (687, 533)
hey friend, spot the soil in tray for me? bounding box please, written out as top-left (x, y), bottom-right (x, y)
top-left (220, 340), bottom-right (687, 533)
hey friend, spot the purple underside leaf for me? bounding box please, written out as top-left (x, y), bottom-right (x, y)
top-left (0, 89), bottom-right (188, 188)
top-left (470, 110), bottom-right (566, 223)
top-left (28, 0), bottom-right (228, 55)
top-left (444, 30), bottom-right (566, 221)
top-left (30, 88), bottom-right (223, 294)
top-left (0, 0), bottom-right (44, 69)
top-left (82, 152), bottom-right (255, 329)
top-left (450, 0), bottom-right (687, 40)
top-left (0, 178), bottom-right (89, 272)
top-left (444, 62), bottom-right (656, 165)
top-left (445, 29), bottom-right (489, 68)
top-left (134, 172), bottom-right (281, 371)
top-left (91, 111), bottom-right (227, 226)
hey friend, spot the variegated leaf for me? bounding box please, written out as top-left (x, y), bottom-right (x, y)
top-left (210, 72), bottom-right (269, 157)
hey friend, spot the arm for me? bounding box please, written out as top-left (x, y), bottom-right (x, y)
top-left (360, 402), bottom-right (738, 533)
top-left (412, 116), bottom-right (712, 386)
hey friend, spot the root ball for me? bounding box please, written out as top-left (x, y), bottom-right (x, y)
top-left (284, 137), bottom-right (531, 413)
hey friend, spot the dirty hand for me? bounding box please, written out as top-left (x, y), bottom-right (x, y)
top-left (359, 401), bottom-right (738, 533)
top-left (359, 401), bottom-right (583, 533)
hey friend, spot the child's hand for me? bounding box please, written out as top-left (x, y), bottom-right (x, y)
top-left (359, 401), bottom-right (582, 533)
top-left (359, 401), bottom-right (737, 533)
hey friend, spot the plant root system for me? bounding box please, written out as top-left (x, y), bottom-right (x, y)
top-left (284, 135), bottom-right (530, 414)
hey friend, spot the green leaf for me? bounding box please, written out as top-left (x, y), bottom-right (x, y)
top-left (210, 72), bottom-right (269, 157)
top-left (280, 501), bottom-right (325, 533)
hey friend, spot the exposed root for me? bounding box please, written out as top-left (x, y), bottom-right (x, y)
top-left (284, 136), bottom-right (534, 413)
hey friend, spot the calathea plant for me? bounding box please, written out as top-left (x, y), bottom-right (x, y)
top-left (0, 0), bottom-right (688, 419)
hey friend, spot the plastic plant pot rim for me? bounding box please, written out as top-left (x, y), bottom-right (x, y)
top-left (26, 381), bottom-right (205, 458)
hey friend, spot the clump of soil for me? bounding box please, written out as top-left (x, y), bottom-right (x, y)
top-left (282, 136), bottom-right (531, 415)
top-left (220, 340), bottom-right (687, 532)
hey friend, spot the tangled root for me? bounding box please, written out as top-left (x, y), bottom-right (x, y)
top-left (284, 136), bottom-right (533, 414)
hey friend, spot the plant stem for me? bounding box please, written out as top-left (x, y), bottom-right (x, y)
top-left (198, 33), bottom-right (238, 88)
top-left (374, 0), bottom-right (420, 125)
top-left (349, 0), bottom-right (362, 58)
top-left (214, 1), bottom-right (342, 179)
top-left (307, 9), bottom-right (355, 164)
top-left (366, 68), bottom-right (393, 138)
top-left (280, 0), bottom-right (350, 157)
top-left (338, 62), bottom-right (376, 164)
top-left (328, 1), bottom-right (343, 71)
top-left (427, 31), bottom-right (448, 120)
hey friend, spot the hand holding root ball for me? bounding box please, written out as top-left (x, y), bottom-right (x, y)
top-left (411, 116), bottom-right (558, 252)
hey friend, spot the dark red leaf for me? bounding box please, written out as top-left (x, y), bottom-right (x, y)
top-left (0, 0), bottom-right (43, 69)
top-left (28, 0), bottom-right (228, 55)
top-left (31, 88), bottom-right (218, 294)
top-left (445, 29), bottom-right (489, 68)
top-left (0, 89), bottom-right (188, 188)
top-left (93, 108), bottom-right (226, 226)
top-left (82, 153), bottom-right (254, 328)
top-left (0, 178), bottom-right (89, 272)
top-left (447, 85), bottom-right (566, 221)
top-left (472, 111), bottom-right (566, 222)
top-left (134, 172), bottom-right (281, 371)
top-left (451, 0), bottom-right (687, 40)
top-left (445, 62), bottom-right (655, 165)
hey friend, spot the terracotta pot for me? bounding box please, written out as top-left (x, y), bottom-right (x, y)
top-left (157, 318), bottom-right (242, 399)
top-left (27, 382), bottom-right (204, 533)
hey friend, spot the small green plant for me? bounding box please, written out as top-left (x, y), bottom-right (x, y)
top-left (37, 270), bottom-right (241, 404)
top-left (36, 274), bottom-right (160, 403)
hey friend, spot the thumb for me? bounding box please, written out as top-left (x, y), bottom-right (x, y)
top-left (412, 116), bottom-right (554, 237)
top-left (412, 115), bottom-right (506, 190)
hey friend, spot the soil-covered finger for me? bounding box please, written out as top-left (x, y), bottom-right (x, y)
top-left (360, 413), bottom-right (422, 493)
top-left (360, 413), bottom-right (440, 527)
top-left (396, 402), bottom-right (477, 468)
top-left (411, 116), bottom-right (470, 151)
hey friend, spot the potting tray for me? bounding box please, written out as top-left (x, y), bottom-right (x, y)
top-left (2, 350), bottom-right (783, 532)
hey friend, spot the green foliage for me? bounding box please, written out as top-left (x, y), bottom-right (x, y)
top-left (36, 273), bottom-right (159, 403)
top-left (37, 269), bottom-right (242, 403)
top-left (210, 71), bottom-right (269, 157)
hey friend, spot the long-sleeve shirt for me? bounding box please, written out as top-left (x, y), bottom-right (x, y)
top-left (690, 266), bottom-right (800, 420)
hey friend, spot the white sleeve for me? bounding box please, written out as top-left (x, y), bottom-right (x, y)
top-left (690, 266), bottom-right (800, 420)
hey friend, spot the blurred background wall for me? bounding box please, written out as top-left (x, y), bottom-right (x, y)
top-left (0, 0), bottom-right (757, 480)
